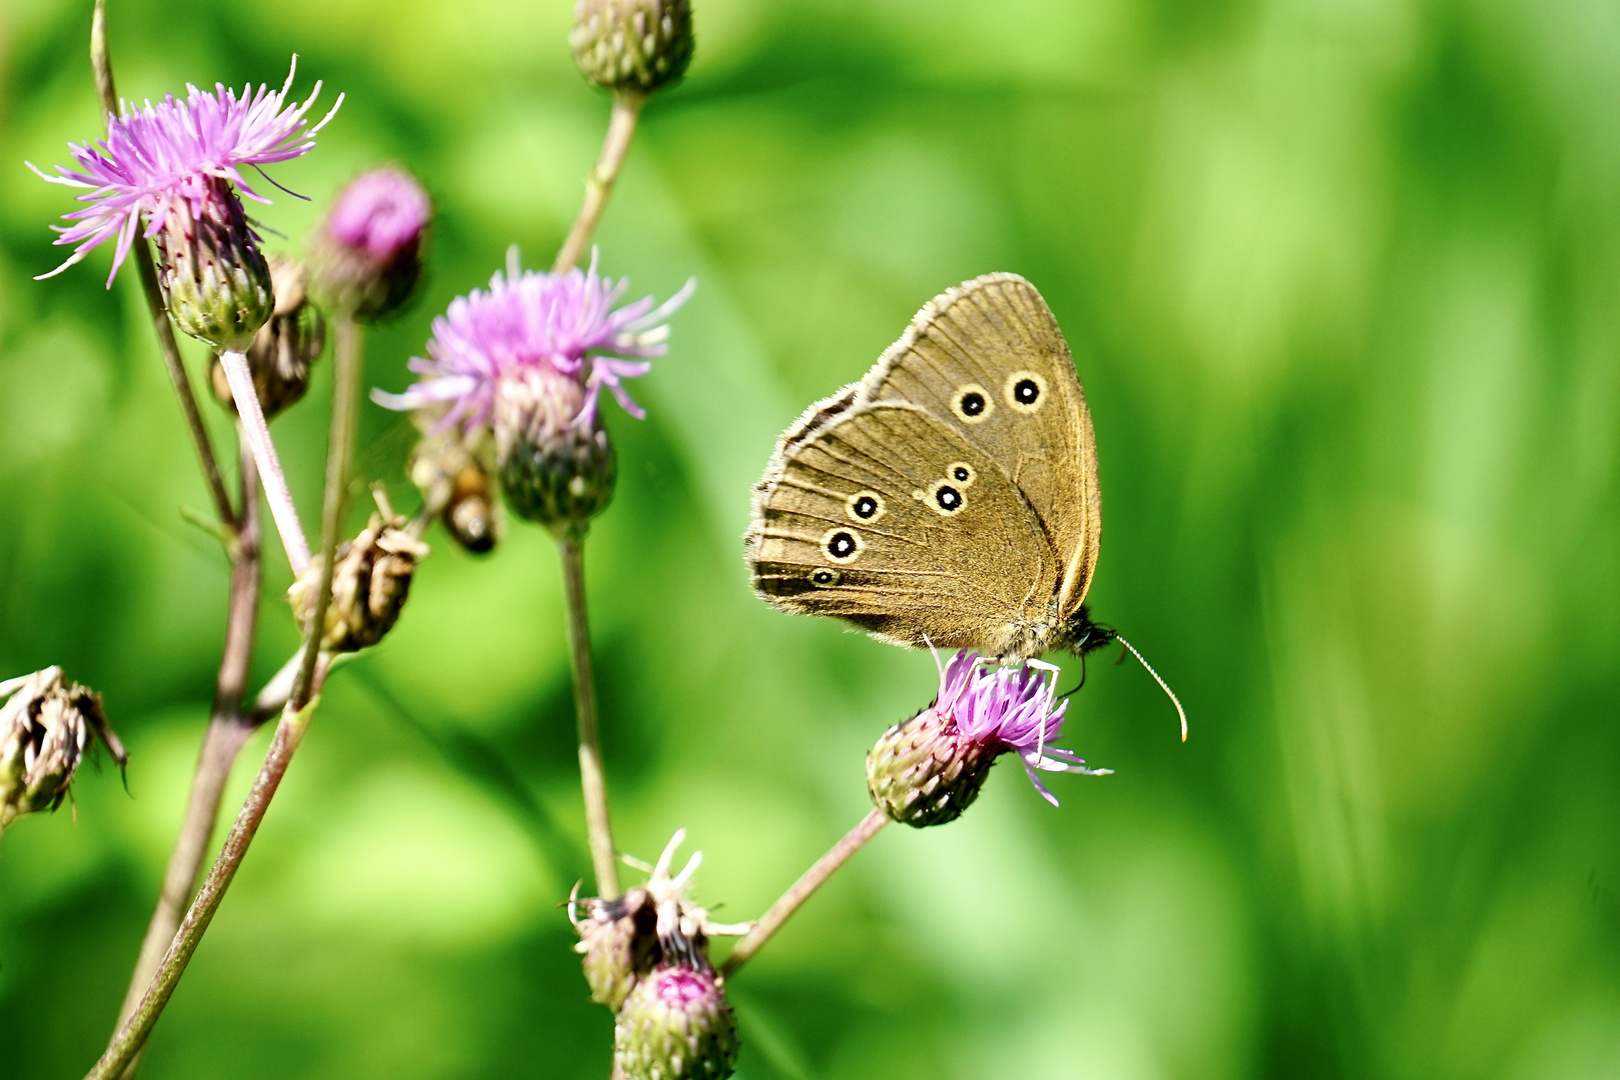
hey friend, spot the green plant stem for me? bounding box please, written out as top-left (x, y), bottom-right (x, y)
top-left (558, 535), bottom-right (620, 897)
top-left (91, 0), bottom-right (235, 534)
top-left (110, 434), bottom-right (264, 1079)
top-left (294, 314), bottom-right (363, 700)
top-left (721, 809), bottom-right (889, 977)
top-left (82, 318), bottom-right (365, 1080)
top-left (83, 661), bottom-right (330, 1080)
top-left (553, 88), bottom-right (645, 274)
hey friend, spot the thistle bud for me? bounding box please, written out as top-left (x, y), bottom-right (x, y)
top-left (208, 256), bottom-right (326, 419)
top-left (307, 167), bottom-right (430, 321)
top-left (154, 176), bottom-right (275, 352)
top-left (571, 0), bottom-right (695, 95)
top-left (866, 707), bottom-right (996, 828)
top-left (0, 667), bottom-right (126, 829)
top-left (614, 965), bottom-right (740, 1080)
top-left (494, 370), bottom-right (617, 538)
top-left (287, 501), bottom-right (431, 652)
top-left (868, 652), bottom-right (1111, 828)
top-left (408, 421), bottom-right (501, 555)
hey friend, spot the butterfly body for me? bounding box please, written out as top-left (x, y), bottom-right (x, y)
top-left (747, 273), bottom-right (1108, 664)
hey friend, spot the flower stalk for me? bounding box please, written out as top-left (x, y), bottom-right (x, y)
top-left (720, 808), bottom-right (888, 976)
top-left (554, 89), bottom-right (644, 275)
top-left (84, 313), bottom-right (366, 1080)
top-left (217, 349), bottom-right (312, 574)
top-left (112, 436), bottom-right (263, 1067)
top-left (560, 535), bottom-right (619, 897)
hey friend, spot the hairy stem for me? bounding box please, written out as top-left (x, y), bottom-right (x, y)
top-left (721, 809), bottom-right (889, 977)
top-left (553, 89), bottom-right (645, 274)
top-left (559, 535), bottom-right (619, 897)
top-left (83, 319), bottom-right (365, 1079)
top-left (91, 0), bottom-right (235, 533)
top-left (218, 349), bottom-right (312, 575)
top-left (111, 435), bottom-right (264, 1072)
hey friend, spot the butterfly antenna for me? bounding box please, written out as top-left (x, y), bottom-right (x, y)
top-left (1113, 634), bottom-right (1188, 742)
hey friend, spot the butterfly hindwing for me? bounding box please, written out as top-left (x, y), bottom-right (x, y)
top-left (748, 401), bottom-right (1059, 652)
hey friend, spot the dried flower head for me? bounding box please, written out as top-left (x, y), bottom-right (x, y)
top-left (0, 668), bottom-right (126, 829)
top-left (31, 57), bottom-right (340, 288)
top-left (307, 166), bottom-right (431, 320)
top-left (408, 418), bottom-right (501, 554)
top-left (286, 493), bottom-right (431, 652)
top-left (208, 254), bottom-right (326, 418)
top-left (614, 964), bottom-right (739, 1080)
top-left (570, 830), bottom-right (749, 1012)
top-left (867, 650), bottom-right (1110, 827)
top-left (571, 0), bottom-right (695, 95)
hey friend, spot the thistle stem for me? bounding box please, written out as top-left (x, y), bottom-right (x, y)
top-left (558, 535), bottom-right (619, 897)
top-left (293, 315), bottom-right (363, 701)
top-left (82, 319), bottom-right (365, 1080)
top-left (218, 349), bottom-right (311, 575)
top-left (721, 809), bottom-right (889, 977)
top-left (553, 89), bottom-right (645, 274)
top-left (91, 0), bottom-right (235, 534)
top-left (111, 435), bottom-right (263, 1075)
top-left (82, 661), bottom-right (330, 1080)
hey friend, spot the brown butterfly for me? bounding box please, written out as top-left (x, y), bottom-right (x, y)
top-left (745, 273), bottom-right (1187, 736)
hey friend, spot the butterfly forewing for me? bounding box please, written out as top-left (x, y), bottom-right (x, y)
top-left (749, 402), bottom-right (1058, 651)
top-left (862, 274), bottom-right (1101, 614)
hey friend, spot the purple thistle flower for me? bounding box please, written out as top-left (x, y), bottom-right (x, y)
top-left (374, 250), bottom-right (694, 432)
top-left (930, 649), bottom-right (1110, 806)
top-left (29, 57), bottom-right (341, 287)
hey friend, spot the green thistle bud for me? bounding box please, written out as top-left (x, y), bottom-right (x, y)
top-left (0, 667), bottom-right (126, 829)
top-left (208, 255), bottom-right (326, 419)
top-left (571, 0), bottom-right (695, 95)
top-left (866, 707), bottom-right (995, 828)
top-left (494, 371), bottom-right (617, 538)
top-left (153, 176), bottom-right (274, 352)
top-left (614, 965), bottom-right (739, 1080)
top-left (287, 501), bottom-right (431, 652)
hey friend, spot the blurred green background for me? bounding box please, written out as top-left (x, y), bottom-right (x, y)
top-left (3, 0), bottom-right (1620, 1076)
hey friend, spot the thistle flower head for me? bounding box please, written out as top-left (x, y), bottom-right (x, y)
top-left (308, 166), bottom-right (431, 319)
top-left (31, 57), bottom-right (341, 287)
top-left (867, 651), bottom-right (1109, 827)
top-left (373, 250), bottom-right (694, 434)
top-left (934, 651), bottom-right (1109, 805)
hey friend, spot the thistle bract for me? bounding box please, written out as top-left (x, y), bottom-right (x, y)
top-left (496, 369), bottom-right (618, 536)
top-left (614, 965), bottom-right (739, 1080)
top-left (308, 166), bottom-right (430, 320)
top-left (209, 255), bottom-right (325, 418)
top-left (571, 0), bottom-right (695, 94)
top-left (867, 651), bottom-right (1110, 827)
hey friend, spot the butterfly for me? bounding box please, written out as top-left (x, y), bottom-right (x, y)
top-left (747, 272), bottom-right (1127, 658)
